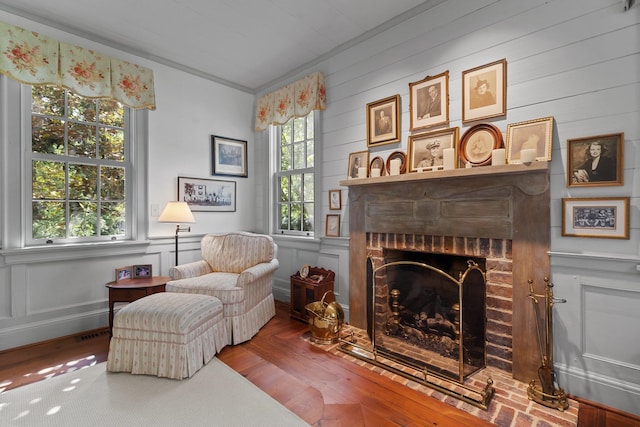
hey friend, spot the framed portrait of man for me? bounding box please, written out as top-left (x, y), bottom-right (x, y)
top-left (462, 59), bottom-right (507, 123)
top-left (366, 94), bottom-right (400, 147)
top-left (409, 71), bottom-right (449, 131)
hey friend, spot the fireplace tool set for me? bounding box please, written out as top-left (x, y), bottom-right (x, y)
top-left (527, 277), bottom-right (569, 410)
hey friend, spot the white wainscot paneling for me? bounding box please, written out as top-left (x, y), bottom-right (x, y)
top-left (271, 236), bottom-right (322, 302)
top-left (0, 266), bottom-right (10, 318)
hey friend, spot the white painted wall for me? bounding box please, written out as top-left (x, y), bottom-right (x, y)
top-left (256, 0), bottom-right (640, 416)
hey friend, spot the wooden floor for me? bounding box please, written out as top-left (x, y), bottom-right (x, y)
top-left (1, 301), bottom-right (638, 426)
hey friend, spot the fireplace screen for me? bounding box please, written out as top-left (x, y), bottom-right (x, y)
top-left (370, 254), bottom-right (486, 384)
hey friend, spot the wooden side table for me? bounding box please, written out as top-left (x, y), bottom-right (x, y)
top-left (290, 267), bottom-right (335, 322)
top-left (105, 276), bottom-right (170, 335)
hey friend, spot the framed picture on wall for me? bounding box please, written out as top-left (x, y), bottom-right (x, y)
top-left (178, 176), bottom-right (236, 212)
top-left (211, 135), bottom-right (248, 177)
top-left (505, 116), bottom-right (554, 164)
top-left (325, 214), bottom-right (340, 237)
top-left (562, 197), bottom-right (629, 239)
top-left (409, 71), bottom-right (449, 131)
top-left (462, 59), bottom-right (507, 123)
top-left (366, 94), bottom-right (401, 147)
top-left (347, 150), bottom-right (370, 179)
top-left (329, 189), bottom-right (342, 210)
top-left (567, 133), bottom-right (623, 187)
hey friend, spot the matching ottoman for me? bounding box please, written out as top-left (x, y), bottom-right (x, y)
top-left (107, 292), bottom-right (228, 379)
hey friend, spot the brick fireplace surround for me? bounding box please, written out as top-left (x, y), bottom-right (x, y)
top-left (340, 163), bottom-right (581, 424)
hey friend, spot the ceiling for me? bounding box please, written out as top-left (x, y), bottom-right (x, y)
top-left (0, 0), bottom-right (436, 93)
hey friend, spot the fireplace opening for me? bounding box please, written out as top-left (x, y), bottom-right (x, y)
top-left (369, 251), bottom-right (487, 383)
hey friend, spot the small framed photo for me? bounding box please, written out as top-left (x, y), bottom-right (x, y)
top-left (366, 94), bottom-right (401, 147)
top-left (567, 133), bottom-right (623, 187)
top-left (369, 156), bottom-right (385, 177)
top-left (326, 214), bottom-right (341, 237)
top-left (462, 59), bottom-right (507, 123)
top-left (459, 123), bottom-right (503, 167)
top-left (385, 151), bottom-right (407, 175)
top-left (178, 176), bottom-right (236, 212)
top-left (348, 150), bottom-right (370, 179)
top-left (408, 127), bottom-right (459, 173)
top-left (506, 116), bottom-right (554, 164)
top-left (562, 197), bottom-right (629, 239)
top-left (133, 264), bottom-right (153, 278)
top-left (115, 266), bottom-right (132, 282)
top-left (329, 189), bottom-right (342, 210)
top-left (409, 71), bottom-right (449, 131)
top-left (211, 135), bottom-right (248, 177)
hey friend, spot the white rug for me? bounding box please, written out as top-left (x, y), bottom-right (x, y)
top-left (0, 358), bottom-right (309, 427)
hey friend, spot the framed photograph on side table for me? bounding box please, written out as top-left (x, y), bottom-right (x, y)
top-left (506, 116), bottom-right (554, 164)
top-left (133, 264), bottom-right (153, 278)
top-left (115, 266), bottom-right (132, 282)
top-left (326, 214), bottom-right (340, 237)
top-left (211, 135), bottom-right (248, 177)
top-left (329, 189), bottom-right (342, 210)
top-left (567, 133), bottom-right (623, 187)
top-left (562, 197), bottom-right (629, 239)
top-left (366, 94), bottom-right (401, 147)
top-left (409, 71), bottom-right (449, 131)
top-left (408, 127), bottom-right (459, 173)
top-left (462, 59), bottom-right (506, 123)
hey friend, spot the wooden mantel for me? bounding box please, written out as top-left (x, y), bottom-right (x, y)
top-left (340, 162), bottom-right (550, 382)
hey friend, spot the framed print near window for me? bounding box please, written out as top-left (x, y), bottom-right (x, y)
top-left (347, 150), bottom-right (370, 179)
top-left (408, 127), bottom-right (459, 173)
top-left (178, 176), bottom-right (236, 212)
top-left (326, 214), bottom-right (340, 237)
top-left (329, 189), bottom-right (342, 210)
top-left (211, 135), bottom-right (248, 177)
top-left (409, 71), bottom-right (449, 131)
top-left (562, 197), bottom-right (629, 239)
top-left (506, 116), bottom-right (554, 164)
top-left (366, 94), bottom-right (401, 147)
top-left (459, 123), bottom-right (503, 167)
top-left (462, 59), bottom-right (507, 123)
top-left (567, 133), bottom-right (623, 187)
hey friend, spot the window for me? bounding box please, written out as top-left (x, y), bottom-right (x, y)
top-left (274, 111), bottom-right (314, 236)
top-left (28, 86), bottom-right (130, 244)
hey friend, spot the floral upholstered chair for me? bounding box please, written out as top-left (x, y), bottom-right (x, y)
top-left (166, 232), bottom-right (278, 344)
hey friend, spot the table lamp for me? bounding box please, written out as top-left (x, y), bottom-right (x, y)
top-left (158, 201), bottom-right (195, 265)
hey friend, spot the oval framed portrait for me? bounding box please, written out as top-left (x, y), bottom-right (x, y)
top-left (459, 123), bottom-right (503, 166)
top-left (369, 156), bottom-right (386, 176)
top-left (385, 151), bottom-right (407, 175)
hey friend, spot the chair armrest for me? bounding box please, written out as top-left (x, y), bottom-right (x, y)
top-left (237, 259), bottom-right (279, 287)
top-left (169, 260), bottom-right (213, 280)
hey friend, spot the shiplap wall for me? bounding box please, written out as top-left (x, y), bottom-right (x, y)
top-left (256, 0), bottom-right (639, 415)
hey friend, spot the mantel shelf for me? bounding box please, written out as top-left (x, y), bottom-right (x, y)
top-left (339, 161), bottom-right (548, 187)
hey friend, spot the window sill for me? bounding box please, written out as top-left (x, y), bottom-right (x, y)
top-left (0, 240), bottom-right (152, 265)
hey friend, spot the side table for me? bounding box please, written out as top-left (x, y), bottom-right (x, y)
top-left (290, 266), bottom-right (335, 322)
top-left (105, 276), bottom-right (171, 336)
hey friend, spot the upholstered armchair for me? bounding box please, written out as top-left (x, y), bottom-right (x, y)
top-left (166, 232), bottom-right (278, 344)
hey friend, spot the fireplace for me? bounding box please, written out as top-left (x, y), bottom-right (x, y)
top-left (369, 250), bottom-right (487, 383)
top-left (340, 163), bottom-right (551, 393)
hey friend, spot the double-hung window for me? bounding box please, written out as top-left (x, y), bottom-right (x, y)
top-left (273, 111), bottom-right (314, 236)
top-left (28, 85), bottom-right (130, 244)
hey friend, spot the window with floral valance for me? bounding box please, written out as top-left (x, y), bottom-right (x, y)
top-left (0, 21), bottom-right (155, 110)
top-left (254, 71), bottom-right (326, 131)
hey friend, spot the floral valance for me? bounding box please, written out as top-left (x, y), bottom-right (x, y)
top-left (255, 71), bottom-right (326, 131)
top-left (0, 21), bottom-right (155, 110)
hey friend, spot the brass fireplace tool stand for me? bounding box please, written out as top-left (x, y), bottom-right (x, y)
top-left (527, 277), bottom-right (569, 411)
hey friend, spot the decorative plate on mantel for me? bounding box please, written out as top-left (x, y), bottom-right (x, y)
top-left (459, 123), bottom-right (503, 167)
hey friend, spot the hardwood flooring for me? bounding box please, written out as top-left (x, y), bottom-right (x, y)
top-left (1, 301), bottom-right (638, 426)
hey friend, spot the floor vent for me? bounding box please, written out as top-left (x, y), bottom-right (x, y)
top-left (76, 329), bottom-right (110, 342)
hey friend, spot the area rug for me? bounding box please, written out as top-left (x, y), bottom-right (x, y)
top-left (0, 358), bottom-right (309, 427)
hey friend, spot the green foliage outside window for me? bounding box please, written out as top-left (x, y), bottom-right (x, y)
top-left (30, 86), bottom-right (127, 242)
top-left (276, 112), bottom-right (314, 234)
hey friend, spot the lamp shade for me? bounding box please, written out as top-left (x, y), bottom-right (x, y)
top-left (158, 201), bottom-right (195, 223)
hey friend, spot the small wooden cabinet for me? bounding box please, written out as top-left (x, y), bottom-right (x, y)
top-left (290, 266), bottom-right (335, 322)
